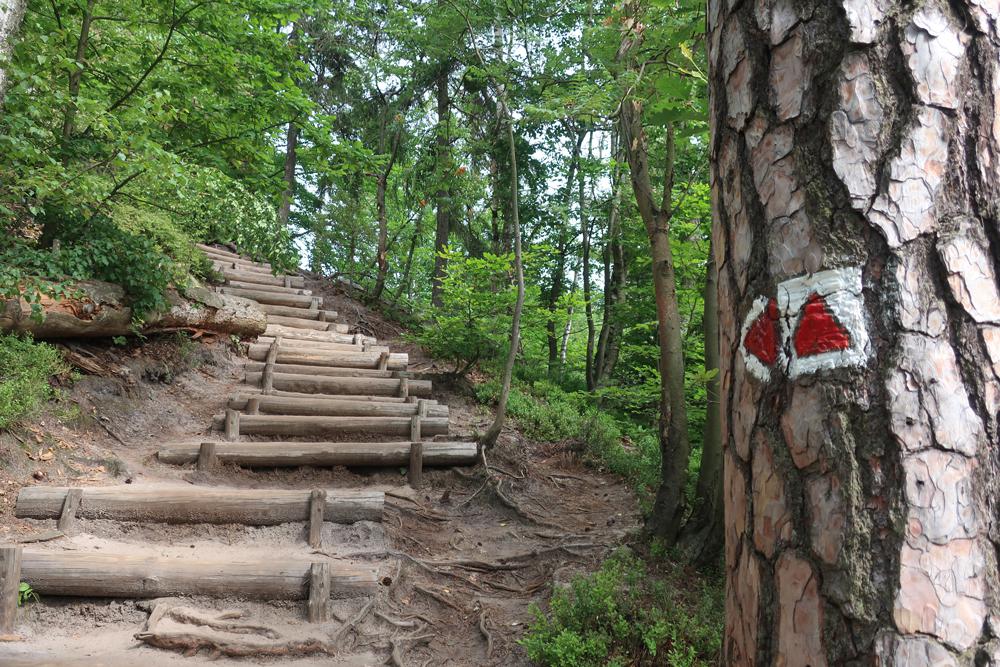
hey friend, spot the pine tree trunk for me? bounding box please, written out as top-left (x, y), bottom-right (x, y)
top-left (711, 0), bottom-right (1000, 663)
top-left (582, 132), bottom-right (596, 391)
top-left (277, 121), bottom-right (298, 226)
top-left (0, 0), bottom-right (25, 105)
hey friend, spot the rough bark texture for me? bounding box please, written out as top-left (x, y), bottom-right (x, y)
top-left (431, 67), bottom-right (452, 308)
top-left (0, 281), bottom-right (267, 338)
top-left (0, 0), bottom-right (26, 104)
top-left (710, 0), bottom-right (1000, 663)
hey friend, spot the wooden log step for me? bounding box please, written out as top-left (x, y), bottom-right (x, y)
top-left (228, 395), bottom-right (448, 419)
top-left (246, 348), bottom-right (405, 370)
top-left (158, 441), bottom-right (478, 467)
top-left (211, 260), bottom-right (274, 277)
top-left (266, 315), bottom-right (341, 331)
top-left (258, 304), bottom-right (337, 321)
top-left (246, 372), bottom-right (430, 397)
top-left (16, 486), bottom-right (383, 524)
top-left (262, 326), bottom-right (376, 346)
top-left (197, 243), bottom-right (242, 259)
top-left (21, 551), bottom-right (379, 598)
top-left (241, 387), bottom-right (422, 404)
top-left (251, 336), bottom-right (389, 355)
top-left (218, 287), bottom-right (319, 309)
top-left (227, 280), bottom-right (312, 296)
top-left (246, 362), bottom-right (394, 378)
top-left (220, 269), bottom-right (305, 288)
top-left (205, 252), bottom-right (272, 271)
top-left (211, 414), bottom-right (448, 438)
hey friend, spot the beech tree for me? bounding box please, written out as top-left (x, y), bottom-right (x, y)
top-left (711, 0), bottom-right (1000, 663)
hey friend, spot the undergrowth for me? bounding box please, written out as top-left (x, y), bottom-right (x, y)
top-left (475, 378), bottom-right (661, 506)
top-left (0, 334), bottom-right (68, 429)
top-left (521, 548), bottom-right (723, 667)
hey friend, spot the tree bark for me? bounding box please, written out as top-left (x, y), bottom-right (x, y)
top-left (620, 100), bottom-right (691, 544)
top-left (0, 0), bottom-right (25, 105)
top-left (711, 0), bottom-right (1000, 663)
top-left (373, 120), bottom-right (403, 301)
top-left (431, 66), bottom-right (452, 307)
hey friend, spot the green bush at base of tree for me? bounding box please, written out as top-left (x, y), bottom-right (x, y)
top-left (0, 335), bottom-right (69, 430)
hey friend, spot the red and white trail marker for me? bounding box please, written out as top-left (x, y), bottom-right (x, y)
top-left (778, 266), bottom-right (871, 378)
top-left (740, 266), bottom-right (871, 381)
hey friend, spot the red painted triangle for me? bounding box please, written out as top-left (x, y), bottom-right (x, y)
top-left (794, 293), bottom-right (851, 357)
top-left (743, 298), bottom-right (779, 366)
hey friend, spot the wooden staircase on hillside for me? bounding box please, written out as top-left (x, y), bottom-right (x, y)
top-left (1, 243), bottom-right (477, 638)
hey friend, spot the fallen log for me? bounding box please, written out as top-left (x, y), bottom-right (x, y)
top-left (16, 486), bottom-right (383, 524)
top-left (158, 441), bottom-right (478, 467)
top-left (219, 269), bottom-right (305, 289)
top-left (20, 551), bottom-right (380, 598)
top-left (261, 326), bottom-right (375, 346)
top-left (227, 281), bottom-right (311, 296)
top-left (218, 288), bottom-right (318, 309)
top-left (212, 414), bottom-right (448, 438)
top-left (246, 348), bottom-right (405, 370)
top-left (245, 362), bottom-right (393, 378)
top-left (0, 281), bottom-right (266, 339)
top-left (245, 372), bottom-right (430, 397)
top-left (227, 395), bottom-right (448, 419)
top-left (266, 315), bottom-right (341, 331)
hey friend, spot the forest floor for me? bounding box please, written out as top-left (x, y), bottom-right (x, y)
top-left (0, 279), bottom-right (641, 666)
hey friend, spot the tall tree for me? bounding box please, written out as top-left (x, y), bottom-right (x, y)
top-left (617, 1), bottom-right (693, 544)
top-left (431, 64), bottom-right (452, 307)
top-left (712, 0), bottom-right (1000, 663)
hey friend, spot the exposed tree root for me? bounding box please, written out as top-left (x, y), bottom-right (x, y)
top-left (134, 602), bottom-right (333, 658)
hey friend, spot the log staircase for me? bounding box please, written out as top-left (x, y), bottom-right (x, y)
top-left (1, 243), bottom-right (477, 640)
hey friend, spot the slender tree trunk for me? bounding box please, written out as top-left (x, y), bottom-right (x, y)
top-left (394, 216), bottom-right (421, 304)
top-left (277, 120), bottom-right (299, 225)
top-left (482, 110), bottom-right (524, 449)
top-left (620, 103), bottom-right (690, 544)
top-left (677, 246), bottom-right (722, 565)
top-left (373, 122), bottom-right (402, 302)
top-left (546, 132), bottom-right (584, 377)
top-left (582, 131), bottom-right (596, 391)
top-left (61, 0), bottom-right (96, 142)
top-left (594, 136), bottom-right (627, 387)
top-left (431, 67), bottom-right (451, 307)
top-left (712, 0), bottom-right (1000, 663)
top-left (0, 0), bottom-right (26, 106)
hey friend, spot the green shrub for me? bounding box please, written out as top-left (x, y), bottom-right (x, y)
top-left (0, 335), bottom-right (68, 430)
top-left (521, 550), bottom-right (722, 667)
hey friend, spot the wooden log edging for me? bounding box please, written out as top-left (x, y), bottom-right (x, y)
top-left (157, 441), bottom-right (478, 467)
top-left (210, 414), bottom-right (449, 438)
top-left (15, 486), bottom-right (384, 524)
top-left (227, 395), bottom-right (447, 418)
top-left (255, 337), bottom-right (381, 352)
top-left (0, 545), bottom-right (21, 634)
top-left (259, 304), bottom-right (338, 321)
top-left (20, 551), bottom-right (380, 598)
top-left (241, 388), bottom-right (420, 404)
top-left (245, 372), bottom-right (431, 397)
